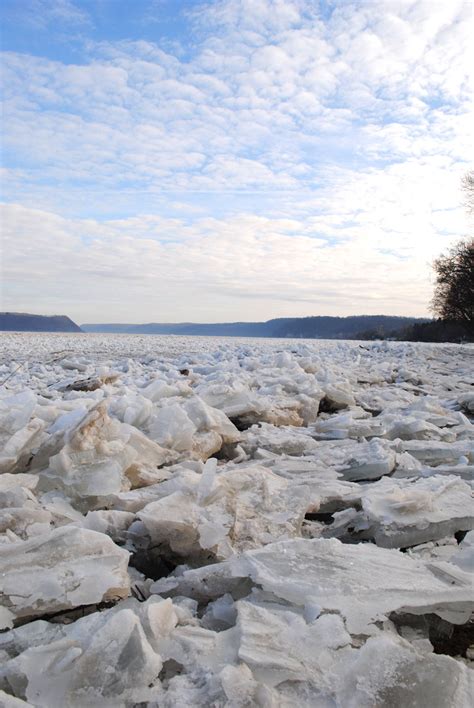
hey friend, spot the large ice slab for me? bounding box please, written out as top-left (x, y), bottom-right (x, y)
top-left (361, 475), bottom-right (474, 548)
top-left (155, 537), bottom-right (473, 634)
top-left (240, 422), bottom-right (320, 456)
top-left (0, 526), bottom-right (130, 628)
top-left (324, 474), bottom-right (474, 548)
top-left (234, 598), bottom-right (474, 707)
top-left (399, 440), bottom-right (474, 466)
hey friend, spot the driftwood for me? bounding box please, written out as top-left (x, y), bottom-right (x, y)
top-left (56, 373), bottom-right (120, 392)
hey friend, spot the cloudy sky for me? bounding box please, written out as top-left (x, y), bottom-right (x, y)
top-left (1, 0), bottom-right (472, 324)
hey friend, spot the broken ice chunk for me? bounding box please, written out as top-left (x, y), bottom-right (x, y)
top-left (2, 609), bottom-right (162, 706)
top-left (0, 391), bottom-right (37, 441)
top-left (400, 440), bottom-right (473, 467)
top-left (237, 599), bottom-right (351, 686)
top-left (40, 403), bottom-right (174, 506)
top-left (320, 384), bottom-right (355, 411)
top-left (219, 663), bottom-right (270, 707)
top-left (197, 457), bottom-right (218, 504)
top-left (148, 403), bottom-right (197, 452)
top-left (337, 438), bottom-right (396, 481)
top-left (449, 530), bottom-right (474, 574)
top-left (361, 475), bottom-right (474, 548)
top-left (458, 392), bottom-right (474, 415)
top-left (0, 481), bottom-right (52, 541)
top-left (201, 594), bottom-right (237, 631)
top-left (384, 415), bottom-right (456, 442)
top-left (73, 510), bottom-right (135, 544)
top-left (138, 465), bottom-right (316, 561)
top-left (41, 403), bottom-right (135, 503)
top-left (148, 396), bottom-right (239, 460)
top-left (240, 422), bottom-right (320, 456)
top-left (156, 538), bottom-right (473, 635)
top-left (0, 526), bottom-right (130, 628)
top-left (0, 390), bottom-right (45, 474)
top-left (335, 632), bottom-right (474, 708)
top-left (0, 475), bottom-right (38, 493)
top-left (0, 690), bottom-right (34, 707)
top-left (184, 397), bottom-right (236, 439)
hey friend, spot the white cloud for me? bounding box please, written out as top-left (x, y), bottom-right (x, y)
top-left (2, 0), bottom-right (471, 195)
top-left (5, 0), bottom-right (91, 30)
top-left (1, 0), bottom-right (472, 320)
top-left (0, 200), bottom-right (463, 322)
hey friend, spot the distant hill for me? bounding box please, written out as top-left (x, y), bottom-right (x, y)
top-left (81, 315), bottom-right (428, 339)
top-left (0, 312), bottom-right (82, 332)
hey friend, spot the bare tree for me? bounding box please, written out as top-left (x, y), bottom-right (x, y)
top-left (461, 170), bottom-right (474, 214)
top-left (431, 238), bottom-right (474, 324)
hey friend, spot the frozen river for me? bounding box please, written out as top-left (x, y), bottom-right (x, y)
top-left (0, 333), bottom-right (473, 706)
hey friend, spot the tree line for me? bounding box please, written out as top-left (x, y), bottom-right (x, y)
top-left (402, 172), bottom-right (473, 343)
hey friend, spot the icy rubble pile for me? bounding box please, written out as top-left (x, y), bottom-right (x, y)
top-left (0, 333), bottom-right (473, 707)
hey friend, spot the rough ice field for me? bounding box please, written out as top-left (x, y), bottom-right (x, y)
top-left (0, 332), bottom-right (473, 708)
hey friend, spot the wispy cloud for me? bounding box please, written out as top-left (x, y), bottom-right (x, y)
top-left (2, 0), bottom-right (91, 30)
top-left (0, 201), bottom-right (454, 322)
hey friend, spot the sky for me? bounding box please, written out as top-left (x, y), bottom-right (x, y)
top-left (0, 0), bottom-right (472, 324)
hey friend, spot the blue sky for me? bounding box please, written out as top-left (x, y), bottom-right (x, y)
top-left (1, 0), bottom-right (472, 323)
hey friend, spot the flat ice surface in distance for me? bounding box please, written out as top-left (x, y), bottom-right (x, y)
top-left (0, 332), bottom-right (473, 707)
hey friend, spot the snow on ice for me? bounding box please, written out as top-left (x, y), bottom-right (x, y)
top-left (0, 332), bottom-right (472, 707)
